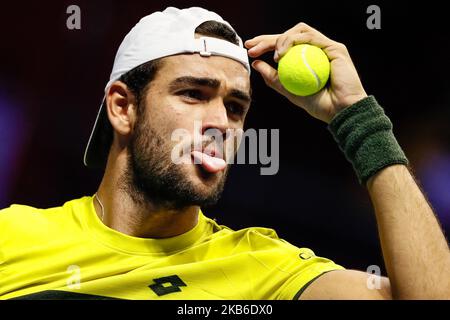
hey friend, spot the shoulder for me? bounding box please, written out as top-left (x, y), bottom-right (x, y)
top-left (204, 216), bottom-right (284, 247)
top-left (1, 201), bottom-right (66, 224)
top-left (0, 203), bottom-right (49, 226)
top-left (0, 196), bottom-right (91, 217)
top-left (201, 216), bottom-right (345, 299)
top-left (203, 216), bottom-right (323, 259)
top-left (0, 196), bottom-right (91, 241)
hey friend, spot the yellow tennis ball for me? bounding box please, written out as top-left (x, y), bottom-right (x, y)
top-left (278, 44), bottom-right (330, 96)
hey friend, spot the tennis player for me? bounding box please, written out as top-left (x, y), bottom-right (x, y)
top-left (1, 7), bottom-right (449, 300)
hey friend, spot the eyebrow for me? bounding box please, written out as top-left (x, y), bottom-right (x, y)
top-left (169, 76), bottom-right (252, 104)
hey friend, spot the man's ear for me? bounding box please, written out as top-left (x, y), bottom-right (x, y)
top-left (105, 81), bottom-right (137, 136)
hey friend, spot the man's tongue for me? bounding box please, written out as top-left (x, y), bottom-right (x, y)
top-left (191, 150), bottom-right (226, 174)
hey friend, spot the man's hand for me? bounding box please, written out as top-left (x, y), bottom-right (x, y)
top-left (245, 23), bottom-right (367, 124)
top-left (247, 23), bottom-right (450, 300)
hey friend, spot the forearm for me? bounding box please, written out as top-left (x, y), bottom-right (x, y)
top-left (367, 164), bottom-right (450, 299)
top-left (328, 96), bottom-right (450, 299)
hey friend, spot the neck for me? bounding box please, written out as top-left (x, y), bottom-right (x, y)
top-left (93, 151), bottom-right (199, 239)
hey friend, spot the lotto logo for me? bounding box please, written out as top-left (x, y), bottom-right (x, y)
top-left (149, 275), bottom-right (187, 296)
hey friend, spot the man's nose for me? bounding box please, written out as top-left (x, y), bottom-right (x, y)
top-left (201, 98), bottom-right (229, 136)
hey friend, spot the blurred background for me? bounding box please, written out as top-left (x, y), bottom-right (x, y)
top-left (1, 0), bottom-right (449, 275)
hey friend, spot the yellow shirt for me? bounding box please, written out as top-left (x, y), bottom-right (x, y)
top-left (0, 196), bottom-right (344, 300)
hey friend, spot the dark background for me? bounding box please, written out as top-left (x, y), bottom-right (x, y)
top-left (1, 0), bottom-right (449, 275)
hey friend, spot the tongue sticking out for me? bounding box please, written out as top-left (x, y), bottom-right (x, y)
top-left (191, 150), bottom-right (226, 174)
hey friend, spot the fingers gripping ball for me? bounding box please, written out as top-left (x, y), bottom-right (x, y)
top-left (278, 44), bottom-right (330, 96)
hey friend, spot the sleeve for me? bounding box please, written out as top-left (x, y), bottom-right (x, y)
top-left (245, 229), bottom-right (345, 300)
top-left (0, 207), bottom-right (11, 272)
top-left (275, 247), bottom-right (345, 300)
top-left (0, 205), bottom-right (32, 266)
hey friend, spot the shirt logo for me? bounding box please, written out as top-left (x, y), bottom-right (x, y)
top-left (149, 275), bottom-right (187, 296)
top-left (299, 252), bottom-right (312, 260)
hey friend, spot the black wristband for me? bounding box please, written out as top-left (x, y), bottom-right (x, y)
top-left (328, 96), bottom-right (409, 185)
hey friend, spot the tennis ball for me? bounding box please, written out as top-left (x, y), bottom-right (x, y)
top-left (278, 44), bottom-right (330, 96)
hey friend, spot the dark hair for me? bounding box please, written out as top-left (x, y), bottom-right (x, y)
top-left (97, 20), bottom-right (240, 161)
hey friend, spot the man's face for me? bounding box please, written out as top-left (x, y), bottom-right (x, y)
top-left (126, 53), bottom-right (251, 209)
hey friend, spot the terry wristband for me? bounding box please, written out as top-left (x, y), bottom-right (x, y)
top-left (328, 96), bottom-right (409, 185)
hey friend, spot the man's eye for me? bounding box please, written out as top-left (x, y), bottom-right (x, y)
top-left (179, 89), bottom-right (204, 100)
top-left (226, 102), bottom-right (245, 116)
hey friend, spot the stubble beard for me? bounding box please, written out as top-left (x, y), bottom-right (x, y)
top-left (119, 107), bottom-right (229, 211)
